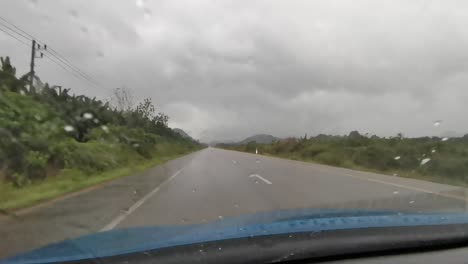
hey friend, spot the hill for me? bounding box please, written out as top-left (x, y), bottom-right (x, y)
top-left (239, 134), bottom-right (278, 144)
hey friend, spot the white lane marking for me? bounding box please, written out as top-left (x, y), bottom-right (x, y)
top-left (100, 169), bottom-right (184, 232)
top-left (249, 174), bottom-right (272, 185)
top-left (343, 173), bottom-right (467, 202)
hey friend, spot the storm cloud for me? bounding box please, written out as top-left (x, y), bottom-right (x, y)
top-left (1, 0), bottom-right (468, 142)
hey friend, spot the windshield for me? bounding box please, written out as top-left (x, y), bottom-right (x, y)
top-left (1, 1), bottom-right (468, 263)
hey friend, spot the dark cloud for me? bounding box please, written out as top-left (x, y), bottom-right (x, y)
top-left (1, 0), bottom-right (468, 142)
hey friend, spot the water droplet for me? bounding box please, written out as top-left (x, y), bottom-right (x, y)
top-left (132, 143), bottom-right (140, 148)
top-left (83, 112), bottom-right (93, 119)
top-left (288, 234), bottom-right (293, 238)
top-left (218, 215), bottom-right (223, 220)
top-left (431, 149), bottom-right (436, 153)
top-left (218, 247), bottom-right (222, 251)
top-left (64, 125), bottom-right (74, 132)
top-left (233, 203), bottom-right (239, 208)
top-left (394, 156), bottom-right (401, 160)
top-left (101, 125), bottom-right (109, 133)
top-left (409, 200), bottom-right (415, 204)
top-left (34, 115), bottom-right (42, 121)
top-left (420, 158), bottom-right (431, 165)
top-left (199, 249), bottom-right (204, 253)
top-left (433, 120), bottom-right (442, 127)
top-left (143, 8), bottom-right (152, 20)
top-left (93, 118), bottom-right (99, 124)
top-left (28, 0), bottom-right (38, 7)
top-left (68, 10), bottom-right (79, 19)
top-left (393, 191), bottom-right (399, 194)
top-left (136, 0), bottom-right (144, 8)
top-left (441, 137), bottom-right (449, 141)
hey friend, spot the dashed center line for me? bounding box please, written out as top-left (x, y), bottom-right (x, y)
top-left (249, 174), bottom-right (272, 185)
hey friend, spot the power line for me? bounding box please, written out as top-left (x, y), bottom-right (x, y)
top-left (0, 16), bottom-right (107, 91)
top-left (0, 16), bottom-right (36, 40)
top-left (0, 26), bottom-right (30, 47)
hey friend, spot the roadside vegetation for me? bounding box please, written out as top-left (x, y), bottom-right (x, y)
top-left (219, 131), bottom-right (468, 187)
top-left (0, 56), bottom-right (202, 210)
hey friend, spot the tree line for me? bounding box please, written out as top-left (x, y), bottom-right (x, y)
top-left (0, 56), bottom-right (200, 187)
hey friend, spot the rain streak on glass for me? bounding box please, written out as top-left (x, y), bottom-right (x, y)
top-left (420, 158), bottom-right (431, 165)
top-left (83, 112), bottom-right (93, 119)
top-left (64, 125), bottom-right (74, 132)
top-left (433, 120), bottom-right (442, 127)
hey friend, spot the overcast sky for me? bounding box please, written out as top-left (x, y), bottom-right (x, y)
top-left (1, 0), bottom-right (468, 142)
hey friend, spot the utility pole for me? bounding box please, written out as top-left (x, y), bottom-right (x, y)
top-left (29, 39), bottom-right (46, 93)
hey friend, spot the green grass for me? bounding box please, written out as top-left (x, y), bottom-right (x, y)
top-left (257, 151), bottom-right (468, 188)
top-left (0, 149), bottom-right (197, 211)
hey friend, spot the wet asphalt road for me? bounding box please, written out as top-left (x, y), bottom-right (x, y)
top-left (1, 147), bottom-right (468, 258)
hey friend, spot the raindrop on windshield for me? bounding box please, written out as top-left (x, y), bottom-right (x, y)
top-left (83, 112), bottom-right (93, 119)
top-left (218, 215), bottom-right (223, 220)
top-left (101, 125), bottom-right (109, 133)
top-left (218, 247), bottom-right (222, 251)
top-left (393, 191), bottom-right (399, 194)
top-left (143, 8), bottom-right (152, 20)
top-left (441, 137), bottom-right (449, 141)
top-left (68, 10), bottom-right (79, 19)
top-left (420, 158), bottom-right (431, 165)
top-left (199, 249), bottom-right (204, 253)
top-left (64, 125), bottom-right (74, 132)
top-left (394, 156), bottom-right (401, 160)
top-left (433, 120), bottom-right (442, 127)
top-left (431, 149), bottom-right (436, 153)
top-left (28, 0), bottom-right (38, 7)
top-left (409, 200), bottom-right (415, 204)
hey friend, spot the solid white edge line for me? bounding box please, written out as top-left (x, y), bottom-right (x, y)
top-left (100, 169), bottom-right (183, 232)
top-left (344, 173), bottom-right (467, 202)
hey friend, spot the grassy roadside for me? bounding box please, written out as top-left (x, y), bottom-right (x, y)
top-left (268, 152), bottom-right (468, 188)
top-left (0, 148), bottom-right (200, 211)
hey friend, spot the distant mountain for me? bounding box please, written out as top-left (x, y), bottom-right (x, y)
top-left (173, 128), bottom-right (193, 139)
top-left (239, 134), bottom-right (278, 144)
